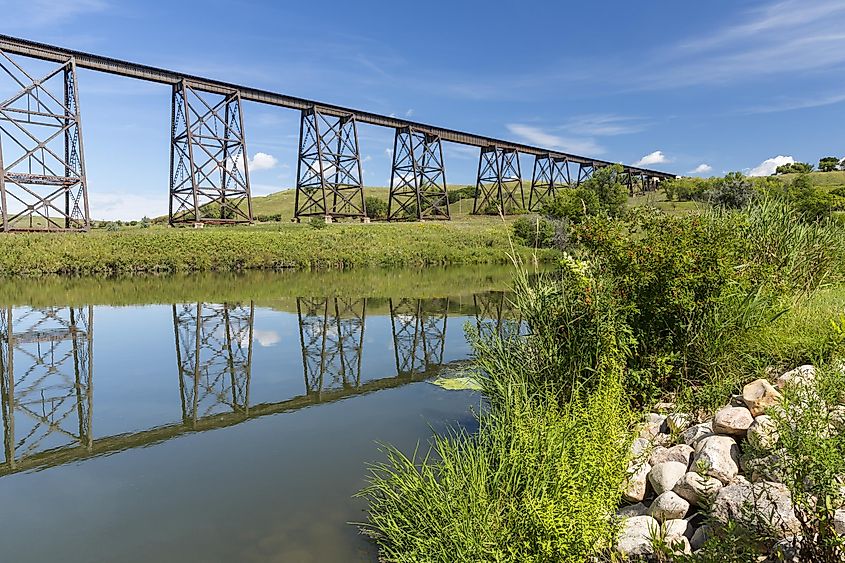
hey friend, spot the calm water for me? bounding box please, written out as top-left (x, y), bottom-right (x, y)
top-left (0, 267), bottom-right (520, 562)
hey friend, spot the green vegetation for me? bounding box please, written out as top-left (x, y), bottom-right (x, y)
top-left (0, 220), bottom-right (556, 276)
top-left (360, 168), bottom-right (845, 561)
top-left (775, 161), bottom-right (814, 174)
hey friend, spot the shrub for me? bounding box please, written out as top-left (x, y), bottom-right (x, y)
top-left (775, 162), bottom-right (814, 174)
top-left (542, 187), bottom-right (600, 223)
top-left (512, 215), bottom-right (555, 248)
top-left (711, 172), bottom-right (756, 209)
top-left (365, 196), bottom-right (388, 220)
top-left (447, 186), bottom-right (477, 203)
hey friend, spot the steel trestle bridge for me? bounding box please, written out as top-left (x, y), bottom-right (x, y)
top-left (0, 34), bottom-right (674, 230)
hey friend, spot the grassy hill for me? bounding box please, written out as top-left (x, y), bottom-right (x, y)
top-left (776, 170), bottom-right (845, 188)
top-left (251, 185), bottom-right (480, 220)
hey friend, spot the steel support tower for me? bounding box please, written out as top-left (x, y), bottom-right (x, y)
top-left (389, 298), bottom-right (448, 376)
top-left (0, 50), bottom-right (90, 231)
top-left (169, 80), bottom-right (252, 226)
top-left (294, 107), bottom-right (366, 221)
top-left (528, 154), bottom-right (575, 211)
top-left (473, 146), bottom-right (524, 215)
top-left (474, 292), bottom-right (522, 340)
top-left (0, 306), bottom-right (93, 471)
top-left (296, 297), bottom-right (366, 397)
top-left (387, 126), bottom-right (450, 221)
top-left (172, 302), bottom-right (254, 426)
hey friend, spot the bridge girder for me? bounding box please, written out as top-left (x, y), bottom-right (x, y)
top-left (473, 146), bottom-right (525, 215)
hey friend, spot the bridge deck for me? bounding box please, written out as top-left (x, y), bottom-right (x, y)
top-left (0, 34), bottom-right (674, 179)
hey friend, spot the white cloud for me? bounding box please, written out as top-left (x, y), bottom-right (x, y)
top-left (748, 155), bottom-right (794, 177)
top-left (505, 124), bottom-right (604, 155)
top-left (405, 108), bottom-right (415, 117)
top-left (689, 163), bottom-right (713, 174)
top-left (253, 330), bottom-right (281, 347)
top-left (564, 114), bottom-right (647, 136)
top-left (248, 152), bottom-right (279, 171)
top-left (634, 150), bottom-right (668, 167)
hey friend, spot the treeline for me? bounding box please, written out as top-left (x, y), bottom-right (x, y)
top-left (775, 155), bottom-right (845, 174)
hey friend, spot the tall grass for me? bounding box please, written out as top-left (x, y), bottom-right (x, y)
top-left (358, 264), bottom-right (633, 562)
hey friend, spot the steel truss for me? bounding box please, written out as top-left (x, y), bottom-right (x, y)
top-left (528, 154), bottom-right (576, 211)
top-left (387, 127), bottom-right (450, 221)
top-left (474, 292), bottom-right (522, 340)
top-left (296, 297), bottom-right (366, 397)
top-left (169, 80), bottom-right (252, 226)
top-left (294, 107), bottom-right (366, 221)
top-left (0, 306), bottom-right (93, 470)
top-left (473, 146), bottom-right (524, 215)
top-left (0, 50), bottom-right (89, 231)
top-left (389, 298), bottom-right (448, 376)
top-left (173, 302), bottom-right (254, 426)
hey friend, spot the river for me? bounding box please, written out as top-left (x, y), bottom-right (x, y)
top-left (0, 266), bottom-right (521, 562)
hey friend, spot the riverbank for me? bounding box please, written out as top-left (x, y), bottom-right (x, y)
top-left (358, 190), bottom-right (845, 561)
top-left (0, 220), bottom-right (555, 276)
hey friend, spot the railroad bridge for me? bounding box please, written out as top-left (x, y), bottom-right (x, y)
top-left (0, 35), bottom-right (674, 231)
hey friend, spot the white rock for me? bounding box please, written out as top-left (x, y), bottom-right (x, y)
top-left (649, 444), bottom-right (694, 468)
top-left (648, 491), bottom-right (690, 522)
top-left (776, 365), bottom-right (816, 389)
top-left (667, 413), bottom-right (691, 433)
top-left (835, 509), bottom-right (845, 536)
top-left (640, 413), bottom-right (669, 440)
top-left (682, 422), bottom-right (714, 447)
top-left (712, 406), bottom-right (754, 437)
top-left (710, 481), bottom-right (801, 538)
top-left (648, 461), bottom-right (688, 495)
top-left (746, 415), bottom-right (779, 451)
top-left (742, 378), bottom-right (783, 417)
top-left (693, 435), bottom-right (740, 484)
top-left (615, 515), bottom-right (659, 557)
top-left (623, 460), bottom-right (652, 503)
top-left (673, 471), bottom-right (723, 506)
top-left (631, 437), bottom-right (651, 459)
top-left (662, 518), bottom-right (690, 541)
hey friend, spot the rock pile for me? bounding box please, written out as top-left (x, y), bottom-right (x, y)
top-left (614, 365), bottom-right (845, 559)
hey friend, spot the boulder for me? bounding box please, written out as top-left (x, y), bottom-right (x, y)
top-left (746, 415), bottom-right (779, 451)
top-left (640, 413), bottom-right (669, 440)
top-left (623, 460), bottom-right (652, 503)
top-left (693, 435), bottom-right (740, 484)
top-left (649, 461), bottom-right (688, 495)
top-left (710, 481), bottom-right (801, 538)
top-left (682, 422), bottom-right (714, 447)
top-left (666, 413), bottom-right (691, 433)
top-left (712, 406), bottom-right (754, 437)
top-left (744, 453), bottom-right (787, 483)
top-left (830, 406), bottom-right (845, 432)
top-left (835, 509), bottom-right (845, 536)
top-left (615, 515), bottom-right (659, 558)
top-left (662, 518), bottom-right (690, 541)
top-left (673, 471), bottom-right (723, 506)
top-left (742, 379), bottom-right (783, 417)
top-left (649, 444), bottom-right (694, 468)
top-left (631, 437), bottom-right (651, 459)
top-left (776, 365), bottom-right (816, 389)
top-left (648, 491), bottom-right (690, 522)
top-left (690, 524), bottom-right (711, 551)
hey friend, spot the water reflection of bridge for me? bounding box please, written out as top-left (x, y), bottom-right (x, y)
top-left (0, 295), bottom-right (520, 476)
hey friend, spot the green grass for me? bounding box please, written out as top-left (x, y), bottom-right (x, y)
top-left (0, 219), bottom-right (556, 276)
top-left (776, 170), bottom-right (845, 189)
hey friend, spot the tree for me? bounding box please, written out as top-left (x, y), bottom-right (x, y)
top-left (712, 172), bottom-right (756, 209)
top-left (818, 156), bottom-right (840, 172)
top-left (775, 162), bottom-right (814, 174)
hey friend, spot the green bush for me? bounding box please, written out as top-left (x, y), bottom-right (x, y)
top-left (511, 215), bottom-right (555, 248)
top-left (365, 196), bottom-right (388, 220)
top-left (712, 172), bottom-right (756, 209)
top-left (542, 187), bottom-right (600, 223)
top-left (775, 174), bottom-right (837, 220)
top-left (447, 186), bottom-right (477, 203)
top-left (359, 267), bottom-right (632, 562)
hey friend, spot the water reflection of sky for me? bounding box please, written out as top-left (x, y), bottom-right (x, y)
top-left (0, 289), bottom-right (517, 562)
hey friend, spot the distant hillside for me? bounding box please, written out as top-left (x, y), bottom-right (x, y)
top-left (251, 185), bottom-right (479, 220)
top-left (775, 170), bottom-right (845, 189)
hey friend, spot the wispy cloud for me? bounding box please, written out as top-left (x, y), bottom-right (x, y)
top-left (2, 0), bottom-right (109, 28)
top-left (506, 124), bottom-right (604, 155)
top-left (740, 91), bottom-right (845, 114)
top-left (634, 150), bottom-right (668, 167)
top-left (563, 114), bottom-right (647, 136)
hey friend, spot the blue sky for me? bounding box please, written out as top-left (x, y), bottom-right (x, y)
top-left (1, 0), bottom-right (844, 219)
